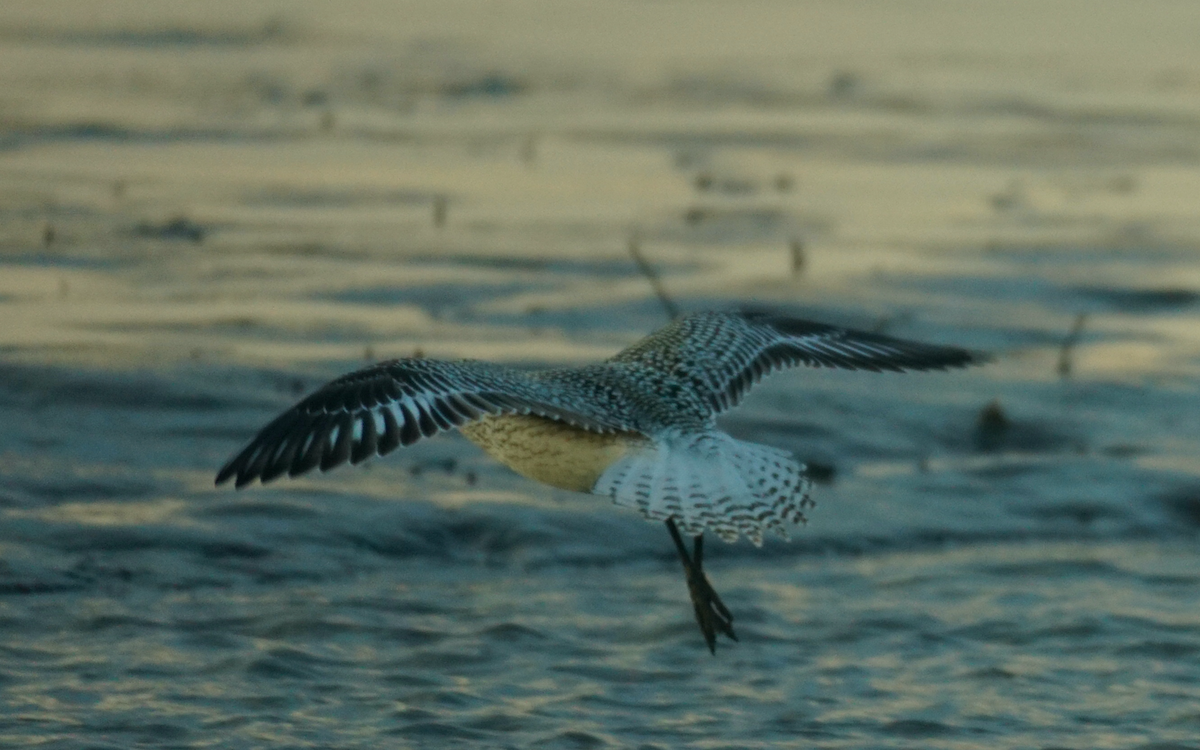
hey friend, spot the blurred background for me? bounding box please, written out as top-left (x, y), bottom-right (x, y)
top-left (1, 1), bottom-right (1198, 747)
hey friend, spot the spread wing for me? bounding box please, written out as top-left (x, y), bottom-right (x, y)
top-left (610, 310), bottom-right (988, 414)
top-left (215, 358), bottom-right (631, 488)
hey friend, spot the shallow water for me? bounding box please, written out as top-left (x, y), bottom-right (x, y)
top-left (2, 2), bottom-right (1200, 748)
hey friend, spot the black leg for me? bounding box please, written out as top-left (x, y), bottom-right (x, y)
top-left (665, 519), bottom-right (737, 653)
top-left (691, 534), bottom-right (734, 627)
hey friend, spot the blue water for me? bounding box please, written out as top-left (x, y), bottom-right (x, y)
top-left (2, 13), bottom-right (1200, 748)
top-left (1, 312), bottom-right (1197, 748)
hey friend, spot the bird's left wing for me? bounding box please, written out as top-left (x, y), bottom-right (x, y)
top-left (611, 310), bottom-right (988, 414)
top-left (215, 358), bottom-right (631, 488)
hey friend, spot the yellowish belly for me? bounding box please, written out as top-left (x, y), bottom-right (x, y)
top-left (459, 414), bottom-right (646, 492)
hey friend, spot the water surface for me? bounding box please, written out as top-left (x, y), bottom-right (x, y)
top-left (1, 2), bottom-right (1199, 747)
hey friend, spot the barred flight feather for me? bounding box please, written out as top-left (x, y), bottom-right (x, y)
top-left (218, 310), bottom-right (984, 543)
top-left (592, 431), bottom-right (814, 545)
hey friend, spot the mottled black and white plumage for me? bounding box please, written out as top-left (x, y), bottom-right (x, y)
top-left (217, 309), bottom-right (986, 652)
top-left (217, 310), bottom-right (983, 539)
top-left (214, 358), bottom-right (630, 488)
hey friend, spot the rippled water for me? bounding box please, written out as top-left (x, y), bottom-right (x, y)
top-left (2, 2), bottom-right (1200, 748)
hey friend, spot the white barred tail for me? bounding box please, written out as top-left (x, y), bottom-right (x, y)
top-left (591, 431), bottom-right (813, 545)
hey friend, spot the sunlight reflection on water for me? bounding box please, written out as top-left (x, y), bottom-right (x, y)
top-left (2, 1), bottom-right (1200, 747)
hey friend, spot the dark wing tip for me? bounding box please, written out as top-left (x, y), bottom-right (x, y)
top-left (215, 408), bottom-right (379, 490)
top-left (896, 343), bottom-right (991, 371)
top-left (958, 348), bottom-right (994, 368)
top-left (213, 379), bottom-right (504, 491)
top-left (744, 309), bottom-right (992, 373)
top-left (214, 363), bottom-right (415, 490)
top-left (214, 357), bottom-right (638, 490)
top-left (214, 436), bottom-right (268, 489)
top-left (213, 441), bottom-right (283, 490)
top-left (233, 470), bottom-right (258, 489)
top-left (214, 464), bottom-right (237, 487)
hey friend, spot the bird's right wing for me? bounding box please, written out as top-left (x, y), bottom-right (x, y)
top-left (215, 358), bottom-right (632, 488)
top-left (611, 310), bottom-right (988, 414)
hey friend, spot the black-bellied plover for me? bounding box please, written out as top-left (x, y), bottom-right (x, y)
top-left (216, 310), bottom-right (987, 652)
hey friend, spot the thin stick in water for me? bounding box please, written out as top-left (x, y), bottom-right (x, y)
top-left (1057, 312), bottom-right (1087, 377)
top-left (789, 237), bottom-right (805, 277)
top-left (628, 232), bottom-right (680, 321)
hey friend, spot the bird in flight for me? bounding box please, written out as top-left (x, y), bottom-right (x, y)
top-left (216, 310), bottom-right (987, 653)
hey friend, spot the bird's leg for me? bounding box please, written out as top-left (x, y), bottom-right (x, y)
top-left (691, 534), bottom-right (735, 629)
top-left (665, 519), bottom-right (737, 653)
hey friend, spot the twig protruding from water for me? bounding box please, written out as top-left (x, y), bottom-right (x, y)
top-left (628, 232), bottom-right (680, 321)
top-left (790, 237), bottom-right (805, 277)
top-left (974, 398), bottom-right (1011, 451)
top-left (1057, 313), bottom-right (1088, 378)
